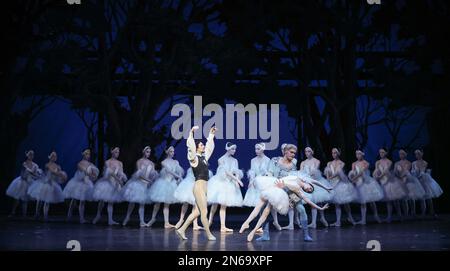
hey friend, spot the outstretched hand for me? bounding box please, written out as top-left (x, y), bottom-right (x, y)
top-left (191, 126), bottom-right (200, 133)
top-left (275, 179), bottom-right (285, 189)
top-left (210, 126), bottom-right (217, 134)
top-left (320, 203), bottom-right (330, 211)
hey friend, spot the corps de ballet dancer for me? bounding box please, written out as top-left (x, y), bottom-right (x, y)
top-left (246, 174), bottom-right (331, 242)
top-left (6, 150), bottom-right (43, 217)
top-left (176, 126), bottom-right (217, 241)
top-left (63, 149), bottom-right (99, 223)
top-left (92, 147), bottom-right (127, 225)
top-left (324, 149), bottom-right (358, 227)
top-left (267, 144), bottom-right (299, 231)
top-left (412, 149), bottom-right (443, 217)
top-left (243, 143), bottom-right (271, 208)
top-left (122, 146), bottom-right (158, 227)
top-left (28, 151), bottom-right (67, 221)
top-left (300, 147), bottom-right (333, 229)
top-left (174, 167), bottom-right (213, 230)
top-left (348, 149), bottom-right (384, 224)
top-left (373, 148), bottom-right (407, 223)
top-left (147, 146), bottom-right (184, 228)
top-left (393, 149), bottom-right (426, 217)
top-left (207, 142), bottom-right (244, 233)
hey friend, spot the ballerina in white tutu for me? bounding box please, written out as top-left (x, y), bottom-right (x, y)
top-left (373, 148), bottom-right (407, 223)
top-left (63, 149), bottom-right (99, 223)
top-left (174, 168), bottom-right (213, 230)
top-left (243, 143), bottom-right (271, 207)
top-left (28, 151), bottom-right (67, 221)
top-left (147, 146), bottom-right (184, 228)
top-left (6, 150), bottom-right (43, 217)
top-left (92, 147), bottom-right (127, 225)
top-left (348, 150), bottom-right (384, 225)
top-left (122, 146), bottom-right (158, 227)
top-left (207, 142), bottom-right (244, 233)
top-left (246, 174), bottom-right (331, 242)
top-left (412, 149), bottom-right (443, 217)
top-left (300, 147), bottom-right (333, 229)
top-left (394, 149), bottom-right (426, 217)
top-left (324, 149), bottom-right (358, 227)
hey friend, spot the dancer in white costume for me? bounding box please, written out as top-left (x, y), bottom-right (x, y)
top-left (243, 143), bottom-right (271, 207)
top-left (246, 175), bottom-right (330, 242)
top-left (268, 144), bottom-right (299, 231)
top-left (176, 126), bottom-right (217, 241)
top-left (348, 150), bottom-right (384, 225)
top-left (208, 142), bottom-right (244, 233)
top-left (6, 150), bottom-right (42, 217)
top-left (28, 151), bottom-right (67, 221)
top-left (63, 149), bottom-right (99, 223)
top-left (373, 148), bottom-right (407, 223)
top-left (324, 149), bottom-right (358, 227)
top-left (412, 149), bottom-right (443, 217)
top-left (394, 149), bottom-right (426, 217)
top-left (147, 146), bottom-right (184, 228)
top-left (122, 146), bottom-right (158, 227)
top-left (300, 147), bottom-right (333, 229)
top-left (92, 147), bottom-right (127, 225)
top-left (174, 168), bottom-right (213, 230)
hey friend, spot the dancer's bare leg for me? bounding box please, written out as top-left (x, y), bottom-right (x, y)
top-left (66, 199), bottom-right (74, 221)
top-left (309, 208), bottom-right (318, 228)
top-left (356, 203), bottom-right (367, 225)
top-left (220, 205), bottom-right (233, 232)
top-left (93, 201), bottom-right (104, 224)
top-left (107, 202), bottom-right (118, 225)
top-left (247, 204), bottom-right (272, 242)
top-left (123, 202), bottom-right (135, 226)
top-left (208, 204), bottom-right (218, 226)
top-left (331, 204), bottom-right (341, 226)
top-left (239, 199), bottom-right (266, 233)
top-left (176, 203), bottom-right (188, 229)
top-left (281, 208), bottom-right (294, 230)
top-left (147, 203), bottom-right (160, 227)
top-left (164, 203), bottom-right (175, 228)
top-left (43, 202), bottom-right (50, 221)
top-left (370, 202), bottom-right (382, 223)
top-left (271, 208), bottom-right (282, 230)
top-left (79, 200), bottom-right (87, 224)
top-left (176, 180), bottom-right (215, 241)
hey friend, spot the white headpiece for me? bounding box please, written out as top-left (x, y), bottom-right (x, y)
top-left (142, 146), bottom-right (151, 153)
top-left (305, 147), bottom-right (314, 154)
top-left (255, 142), bottom-right (266, 151)
top-left (48, 151), bottom-right (57, 159)
top-left (165, 146), bottom-right (175, 154)
top-left (25, 150), bottom-right (34, 157)
top-left (332, 148), bottom-right (340, 155)
top-left (225, 142), bottom-right (237, 151)
top-left (356, 150), bottom-right (365, 156)
top-left (110, 147), bottom-right (120, 153)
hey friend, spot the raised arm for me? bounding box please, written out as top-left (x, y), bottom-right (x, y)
top-left (204, 127), bottom-right (217, 161)
top-left (186, 126), bottom-right (198, 166)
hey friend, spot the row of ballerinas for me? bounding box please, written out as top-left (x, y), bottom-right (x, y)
top-left (5, 143), bottom-right (443, 234)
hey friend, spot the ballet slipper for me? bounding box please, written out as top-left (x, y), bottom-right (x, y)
top-left (108, 220), bottom-right (119, 226)
top-left (175, 229), bottom-right (187, 240)
top-left (239, 223), bottom-right (249, 234)
top-left (256, 228), bottom-right (264, 234)
top-left (207, 234), bottom-right (216, 241)
top-left (193, 225), bottom-right (204, 231)
top-left (139, 222), bottom-right (147, 227)
top-left (308, 223), bottom-right (317, 229)
top-left (272, 221), bottom-right (282, 231)
top-left (220, 227), bottom-right (233, 233)
top-left (281, 224), bottom-right (294, 230)
top-left (164, 223), bottom-right (176, 229)
top-left (247, 230), bottom-right (256, 242)
top-left (355, 220), bottom-right (366, 225)
top-left (330, 221), bottom-right (341, 227)
top-left (320, 217), bottom-right (329, 227)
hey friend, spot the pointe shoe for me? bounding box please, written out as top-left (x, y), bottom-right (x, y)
top-left (164, 223), bottom-right (176, 229)
top-left (220, 227), bottom-right (233, 233)
top-left (256, 223), bottom-right (270, 241)
top-left (193, 225), bottom-right (204, 231)
top-left (108, 220), bottom-right (119, 226)
top-left (175, 229), bottom-right (187, 240)
top-left (146, 219), bottom-right (156, 227)
top-left (330, 222), bottom-right (341, 227)
top-left (207, 234), bottom-right (216, 241)
top-left (281, 225), bottom-right (294, 230)
top-left (355, 220), bottom-right (366, 225)
top-left (140, 222), bottom-right (147, 228)
top-left (247, 231), bottom-right (256, 242)
top-left (175, 219), bottom-right (184, 229)
top-left (92, 216), bottom-right (101, 225)
top-left (256, 228), bottom-right (264, 234)
top-left (122, 218), bottom-right (129, 226)
top-left (239, 223), bottom-right (249, 234)
top-left (320, 218), bottom-right (329, 227)
top-left (308, 223), bottom-right (317, 229)
top-left (272, 221), bottom-right (281, 231)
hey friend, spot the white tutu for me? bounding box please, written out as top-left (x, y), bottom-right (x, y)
top-left (402, 174), bottom-right (426, 200)
top-left (328, 171), bottom-right (358, 204)
top-left (27, 173), bottom-right (65, 203)
top-left (350, 170), bottom-right (384, 204)
top-left (378, 174), bottom-right (408, 201)
top-left (256, 175), bottom-right (302, 215)
top-left (122, 177), bottom-right (150, 204)
top-left (6, 177), bottom-right (34, 201)
top-left (243, 185), bottom-right (260, 207)
top-left (148, 177), bottom-right (178, 204)
top-left (63, 170), bottom-right (95, 201)
top-left (418, 173), bottom-right (443, 199)
top-left (207, 174), bottom-right (244, 207)
top-left (92, 178), bottom-right (123, 203)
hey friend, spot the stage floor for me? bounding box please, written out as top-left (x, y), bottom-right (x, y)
top-left (1, 214), bottom-right (449, 251)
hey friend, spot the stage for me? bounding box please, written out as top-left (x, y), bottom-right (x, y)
top-left (1, 214), bottom-right (449, 251)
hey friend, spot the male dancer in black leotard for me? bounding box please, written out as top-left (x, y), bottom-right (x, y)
top-left (176, 126), bottom-right (217, 241)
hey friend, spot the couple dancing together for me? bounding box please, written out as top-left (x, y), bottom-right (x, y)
top-left (175, 126), bottom-right (331, 242)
